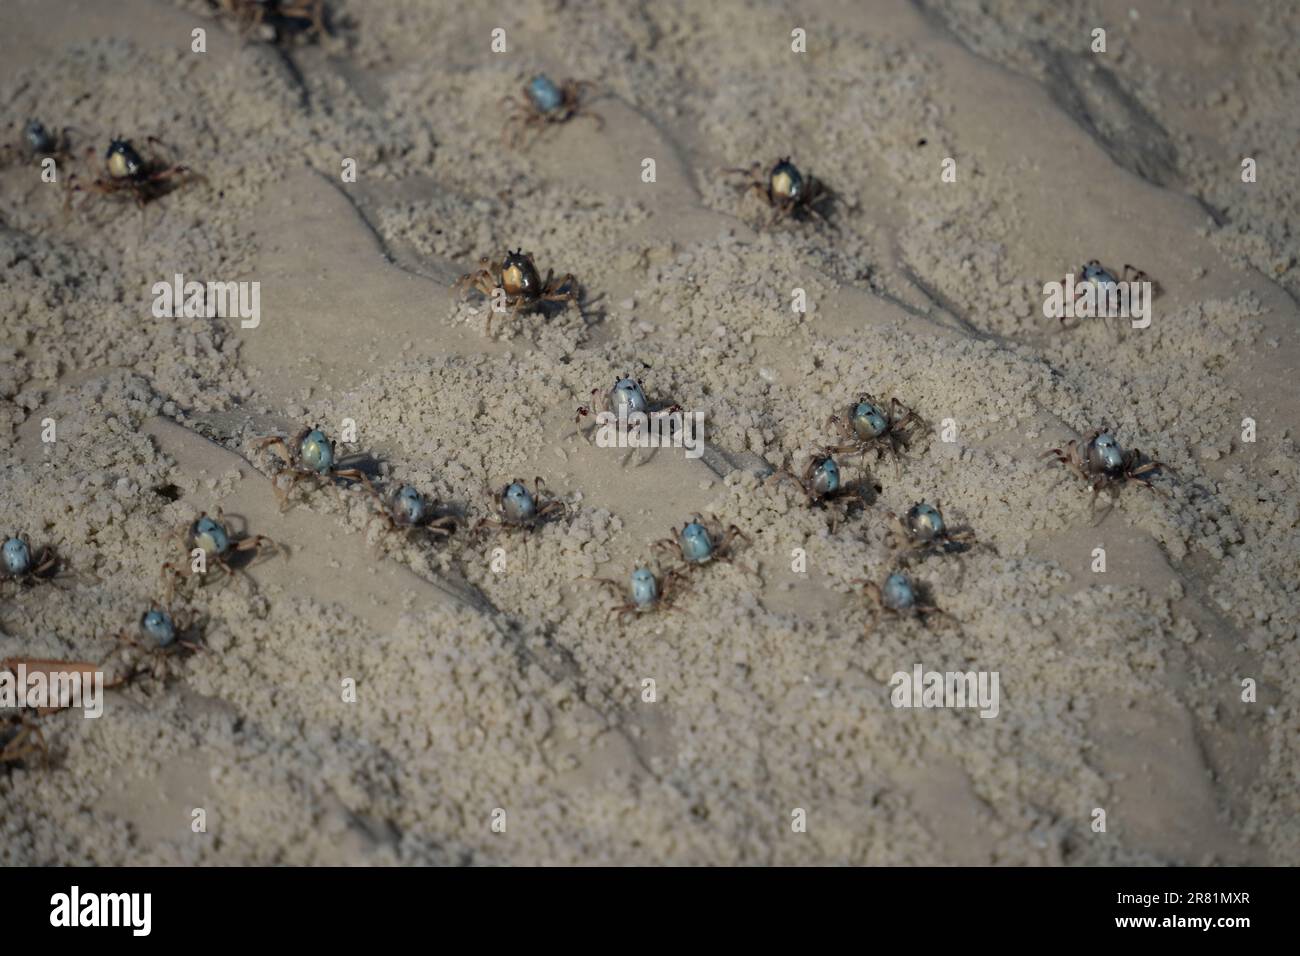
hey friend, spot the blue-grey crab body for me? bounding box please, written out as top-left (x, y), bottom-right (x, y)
top-left (907, 503), bottom-right (945, 541)
top-left (630, 568), bottom-right (659, 607)
top-left (478, 477), bottom-right (566, 534)
top-left (766, 452), bottom-right (875, 532)
top-left (501, 76), bottom-right (602, 147)
top-left (656, 515), bottom-right (749, 572)
top-left (24, 120), bottom-right (55, 154)
top-left (192, 516), bottom-right (232, 558)
top-left (2, 537), bottom-right (31, 576)
top-left (0, 534), bottom-right (57, 587)
top-left (3, 119), bottom-right (74, 167)
top-left (502, 482), bottom-right (537, 524)
top-left (113, 603), bottom-right (204, 680)
top-left (1066, 261), bottom-right (1153, 327)
top-left (589, 564), bottom-right (692, 621)
top-left (253, 425), bottom-right (376, 509)
top-left (859, 570), bottom-right (947, 633)
top-left (528, 75), bottom-right (563, 113)
top-left (829, 393), bottom-right (918, 470)
top-left (810, 456), bottom-right (841, 496)
top-left (1081, 261), bottom-right (1118, 287)
top-left (1088, 432), bottom-right (1125, 476)
top-left (611, 377), bottom-right (649, 416)
top-left (850, 401), bottom-right (890, 440)
top-left (881, 572), bottom-right (915, 610)
top-left (679, 522), bottom-right (714, 563)
top-left (141, 608), bottom-right (178, 648)
top-left (575, 372), bottom-right (682, 445)
top-left (372, 484), bottom-right (459, 543)
top-left (1047, 426), bottom-right (1173, 506)
top-left (300, 429), bottom-right (335, 473)
top-left (393, 485), bottom-right (428, 526)
top-left (163, 508), bottom-right (278, 599)
top-left (890, 501), bottom-right (979, 562)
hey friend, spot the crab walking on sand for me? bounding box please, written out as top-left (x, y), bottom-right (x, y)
top-left (887, 501), bottom-right (983, 564)
top-left (728, 156), bottom-right (836, 227)
top-left (654, 515), bottom-right (752, 575)
top-left (855, 570), bottom-right (952, 636)
top-left (474, 478), bottom-right (568, 536)
top-left (586, 565), bottom-right (691, 622)
top-left (827, 393), bottom-right (920, 477)
top-left (0, 119), bottom-right (76, 170)
top-left (253, 426), bottom-right (378, 510)
top-left (500, 75), bottom-right (603, 147)
top-left (455, 248), bottom-right (580, 334)
top-left (369, 484), bottom-right (460, 546)
top-left (108, 603), bottom-right (207, 682)
top-left (1, 534), bottom-right (59, 591)
top-left (766, 451), bottom-right (878, 532)
top-left (161, 508), bottom-right (279, 599)
top-left (69, 137), bottom-right (199, 209)
top-left (1045, 426), bottom-right (1175, 519)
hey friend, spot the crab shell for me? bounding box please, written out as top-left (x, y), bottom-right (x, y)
top-left (140, 609), bottom-right (178, 647)
top-left (24, 120), bottom-right (53, 153)
top-left (501, 483), bottom-right (537, 523)
top-left (810, 456), bottom-right (840, 496)
top-left (393, 486), bottom-right (428, 526)
top-left (501, 252), bottom-right (541, 297)
top-left (906, 503), bottom-right (945, 541)
top-left (1087, 432), bottom-right (1125, 475)
top-left (679, 522), bottom-right (714, 562)
top-left (770, 160), bottom-right (804, 201)
top-left (192, 516), bottom-right (231, 557)
top-left (300, 430), bottom-right (335, 473)
top-left (630, 568), bottom-right (658, 607)
top-left (610, 378), bottom-right (648, 417)
top-left (528, 75), bottom-right (563, 113)
top-left (2, 537), bottom-right (32, 576)
top-left (106, 140), bottom-right (144, 179)
top-left (851, 401), bottom-right (890, 440)
top-left (882, 572), bottom-right (916, 610)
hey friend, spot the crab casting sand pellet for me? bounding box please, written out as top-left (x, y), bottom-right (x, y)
top-left (1, 0), bottom-right (1297, 865)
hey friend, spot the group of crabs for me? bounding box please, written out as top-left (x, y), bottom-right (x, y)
top-left (2, 25), bottom-right (1178, 768)
top-left (575, 385), bottom-right (1173, 627)
top-left (440, 75), bottom-right (1178, 624)
top-left (0, 0), bottom-right (335, 213)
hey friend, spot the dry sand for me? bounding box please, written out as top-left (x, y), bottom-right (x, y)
top-left (1, 0), bottom-right (1296, 865)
